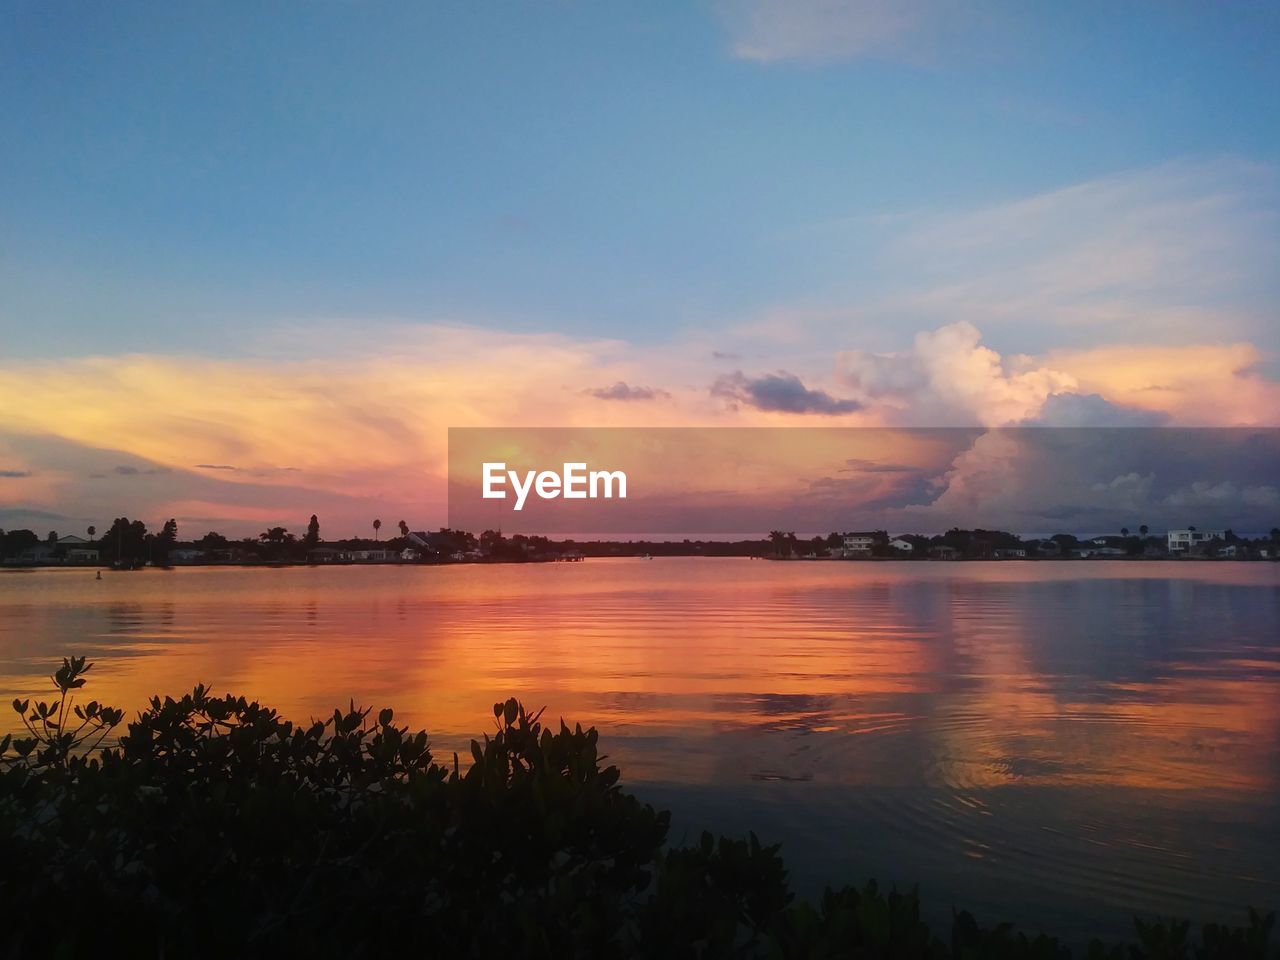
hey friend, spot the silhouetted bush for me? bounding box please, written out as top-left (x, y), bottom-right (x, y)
top-left (1, 658), bottom-right (1275, 958)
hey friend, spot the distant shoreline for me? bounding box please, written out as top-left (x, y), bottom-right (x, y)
top-left (4, 554), bottom-right (1277, 571)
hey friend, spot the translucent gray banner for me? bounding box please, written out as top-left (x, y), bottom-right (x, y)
top-left (447, 427), bottom-right (1280, 537)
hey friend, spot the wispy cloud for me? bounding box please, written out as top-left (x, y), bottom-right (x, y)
top-left (882, 158), bottom-right (1280, 350)
top-left (716, 0), bottom-right (976, 64)
top-left (584, 382), bottom-right (671, 402)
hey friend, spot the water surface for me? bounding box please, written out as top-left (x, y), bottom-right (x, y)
top-left (2, 559), bottom-right (1277, 941)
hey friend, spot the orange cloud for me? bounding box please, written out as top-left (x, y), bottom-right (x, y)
top-left (1046, 342), bottom-right (1280, 426)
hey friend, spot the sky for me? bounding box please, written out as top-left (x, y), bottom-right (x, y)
top-left (1, 1), bottom-right (1278, 537)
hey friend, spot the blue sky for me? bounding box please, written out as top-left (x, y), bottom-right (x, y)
top-left (3, 1), bottom-right (1277, 358)
top-left (2, 1), bottom-right (1279, 535)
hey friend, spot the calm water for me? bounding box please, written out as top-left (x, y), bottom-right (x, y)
top-left (2, 559), bottom-right (1278, 940)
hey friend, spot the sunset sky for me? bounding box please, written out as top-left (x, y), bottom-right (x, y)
top-left (2, 2), bottom-right (1278, 537)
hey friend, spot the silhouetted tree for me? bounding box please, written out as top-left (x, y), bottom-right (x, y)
top-left (105, 518), bottom-right (148, 564)
top-left (1120, 527), bottom-right (1129, 537)
top-left (1139, 524), bottom-right (1148, 537)
top-left (0, 529), bottom-right (39, 559)
top-left (155, 519), bottom-right (178, 562)
top-left (257, 527), bottom-right (295, 561)
top-left (47, 531), bottom-right (58, 543)
top-left (398, 520), bottom-right (409, 538)
top-left (373, 519), bottom-right (381, 541)
top-left (303, 515), bottom-right (321, 550)
top-left (87, 525), bottom-right (96, 539)
top-left (768, 530), bottom-right (793, 558)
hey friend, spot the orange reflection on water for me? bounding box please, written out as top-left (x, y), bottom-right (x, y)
top-left (2, 559), bottom-right (1276, 796)
top-left (3, 559), bottom-right (1279, 932)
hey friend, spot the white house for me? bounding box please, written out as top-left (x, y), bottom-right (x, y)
top-left (1167, 529), bottom-right (1224, 552)
top-left (889, 538), bottom-right (914, 552)
top-left (841, 534), bottom-right (877, 555)
top-left (350, 549), bottom-right (396, 562)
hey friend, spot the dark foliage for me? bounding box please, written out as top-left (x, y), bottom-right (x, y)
top-left (1, 660), bottom-right (1275, 959)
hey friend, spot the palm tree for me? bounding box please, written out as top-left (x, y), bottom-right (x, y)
top-left (398, 520), bottom-right (409, 538)
top-left (373, 519), bottom-right (382, 541)
top-left (768, 530), bottom-right (785, 558)
top-left (1139, 524), bottom-right (1148, 537)
top-left (1120, 527), bottom-right (1129, 537)
top-left (87, 525), bottom-right (96, 539)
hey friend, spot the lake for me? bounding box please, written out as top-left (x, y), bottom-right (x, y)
top-left (2, 558), bottom-right (1277, 942)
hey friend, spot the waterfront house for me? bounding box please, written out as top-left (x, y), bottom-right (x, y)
top-left (1090, 547), bottom-right (1127, 558)
top-left (839, 533), bottom-right (878, 557)
top-left (54, 536), bottom-right (99, 563)
top-left (1167, 529), bottom-right (1224, 553)
top-left (17, 544), bottom-right (57, 563)
top-left (930, 544), bottom-right (959, 560)
top-left (169, 548), bottom-right (205, 563)
top-left (993, 548), bottom-right (1026, 559)
top-left (889, 538), bottom-right (914, 552)
top-left (350, 549), bottom-right (396, 562)
top-left (307, 547), bottom-right (348, 563)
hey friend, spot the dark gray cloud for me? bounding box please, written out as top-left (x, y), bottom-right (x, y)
top-left (584, 382), bottom-right (670, 402)
top-left (0, 506), bottom-right (69, 524)
top-left (0, 469), bottom-right (31, 478)
top-left (711, 350), bottom-right (742, 360)
top-left (195, 463), bottom-right (240, 471)
top-left (712, 371), bottom-right (861, 415)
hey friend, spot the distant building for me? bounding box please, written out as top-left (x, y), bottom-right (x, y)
top-left (56, 535), bottom-right (91, 547)
top-left (307, 547), bottom-right (348, 563)
top-left (888, 538), bottom-right (914, 552)
top-left (17, 544), bottom-right (57, 563)
top-left (840, 533), bottom-right (878, 557)
top-left (930, 544), bottom-right (959, 560)
top-left (993, 548), bottom-right (1026, 559)
top-left (1167, 529), bottom-right (1223, 553)
top-left (1080, 545), bottom-right (1131, 560)
top-left (169, 549), bottom-right (205, 563)
top-left (65, 548), bottom-right (99, 563)
top-left (350, 549), bottom-right (395, 562)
